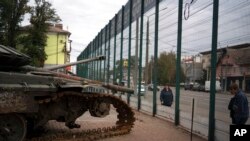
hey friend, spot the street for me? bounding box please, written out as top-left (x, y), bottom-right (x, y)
top-left (130, 87), bottom-right (250, 123)
top-left (121, 86), bottom-right (250, 140)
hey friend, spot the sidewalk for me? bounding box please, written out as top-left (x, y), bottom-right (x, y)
top-left (45, 109), bottom-right (207, 141)
top-left (100, 110), bottom-right (207, 141)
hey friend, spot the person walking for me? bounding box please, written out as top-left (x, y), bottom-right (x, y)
top-left (228, 83), bottom-right (249, 125)
top-left (160, 84), bottom-right (173, 107)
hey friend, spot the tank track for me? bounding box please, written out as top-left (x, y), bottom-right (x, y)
top-left (26, 91), bottom-right (135, 141)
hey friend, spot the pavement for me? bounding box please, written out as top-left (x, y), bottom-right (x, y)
top-left (45, 108), bottom-right (207, 141)
top-left (100, 110), bottom-right (207, 141)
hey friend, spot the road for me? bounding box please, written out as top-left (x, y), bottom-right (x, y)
top-left (128, 87), bottom-right (250, 124)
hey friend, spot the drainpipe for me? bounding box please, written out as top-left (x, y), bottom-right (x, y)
top-left (56, 33), bottom-right (59, 65)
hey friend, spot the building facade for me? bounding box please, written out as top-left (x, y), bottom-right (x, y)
top-left (201, 44), bottom-right (250, 92)
top-left (20, 24), bottom-right (71, 70)
top-left (44, 24), bottom-right (71, 68)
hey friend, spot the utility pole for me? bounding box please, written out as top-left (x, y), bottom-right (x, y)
top-left (145, 18), bottom-right (149, 84)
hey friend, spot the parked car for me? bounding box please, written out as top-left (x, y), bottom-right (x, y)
top-left (180, 82), bottom-right (185, 87)
top-left (148, 84), bottom-right (160, 91)
top-left (192, 83), bottom-right (200, 91)
top-left (137, 84), bottom-right (146, 95)
top-left (192, 83), bottom-right (205, 91)
top-left (198, 84), bottom-right (205, 91)
top-left (184, 83), bottom-right (193, 90)
top-left (205, 80), bottom-right (221, 92)
top-left (120, 80), bottom-right (127, 86)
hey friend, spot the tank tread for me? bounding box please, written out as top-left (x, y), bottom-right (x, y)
top-left (26, 91), bottom-right (135, 141)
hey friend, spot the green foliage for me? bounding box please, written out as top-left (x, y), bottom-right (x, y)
top-left (157, 51), bottom-right (176, 85)
top-left (30, 0), bottom-right (61, 28)
top-left (0, 0), bottom-right (29, 48)
top-left (114, 56), bottom-right (138, 81)
top-left (129, 56), bottom-right (137, 69)
top-left (153, 51), bottom-right (186, 85)
top-left (200, 69), bottom-right (207, 84)
top-left (18, 0), bottom-right (61, 67)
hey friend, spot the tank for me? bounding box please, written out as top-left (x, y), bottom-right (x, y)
top-left (0, 45), bottom-right (135, 141)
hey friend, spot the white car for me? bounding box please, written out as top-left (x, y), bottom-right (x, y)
top-left (205, 80), bottom-right (221, 92)
top-left (137, 84), bottom-right (145, 96)
top-left (148, 84), bottom-right (160, 91)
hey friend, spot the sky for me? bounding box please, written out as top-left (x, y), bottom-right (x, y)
top-left (49, 0), bottom-right (128, 62)
top-left (50, 0), bottom-right (128, 62)
top-left (23, 0), bottom-right (128, 62)
top-left (21, 0), bottom-right (250, 63)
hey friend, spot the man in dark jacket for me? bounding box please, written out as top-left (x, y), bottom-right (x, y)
top-left (160, 84), bottom-right (173, 107)
top-left (228, 83), bottom-right (249, 125)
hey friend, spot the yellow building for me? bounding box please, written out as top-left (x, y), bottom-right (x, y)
top-left (45, 24), bottom-right (71, 67)
top-left (20, 24), bottom-right (71, 68)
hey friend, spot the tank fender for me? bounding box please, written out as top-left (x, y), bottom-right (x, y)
top-left (59, 83), bottom-right (85, 91)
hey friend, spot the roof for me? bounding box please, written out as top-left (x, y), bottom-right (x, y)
top-left (218, 47), bottom-right (250, 66)
top-left (229, 48), bottom-right (250, 65)
top-left (21, 24), bottom-right (71, 35)
top-left (200, 43), bottom-right (250, 55)
top-left (47, 26), bottom-right (71, 35)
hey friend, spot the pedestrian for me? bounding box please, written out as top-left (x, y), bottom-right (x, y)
top-left (160, 84), bottom-right (173, 107)
top-left (228, 83), bottom-right (249, 125)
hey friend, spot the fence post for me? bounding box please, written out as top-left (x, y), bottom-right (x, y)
top-left (175, 0), bottom-right (183, 126)
top-left (153, 0), bottom-right (160, 116)
top-left (127, 0), bottom-right (133, 105)
top-left (208, 0), bottom-right (219, 141)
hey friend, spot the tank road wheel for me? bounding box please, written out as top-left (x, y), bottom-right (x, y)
top-left (89, 99), bottom-right (110, 117)
top-left (0, 114), bottom-right (27, 141)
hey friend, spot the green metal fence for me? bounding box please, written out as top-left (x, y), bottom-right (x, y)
top-left (77, 0), bottom-right (250, 140)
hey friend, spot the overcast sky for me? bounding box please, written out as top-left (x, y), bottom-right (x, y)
top-left (23, 0), bottom-right (127, 62)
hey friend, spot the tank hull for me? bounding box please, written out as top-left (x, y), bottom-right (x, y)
top-left (0, 45), bottom-right (135, 141)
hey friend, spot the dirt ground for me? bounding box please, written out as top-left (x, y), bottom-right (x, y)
top-left (43, 109), bottom-right (207, 141)
top-left (100, 111), bottom-right (207, 141)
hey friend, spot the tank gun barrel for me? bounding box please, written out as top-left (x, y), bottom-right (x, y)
top-left (22, 66), bottom-right (134, 93)
top-left (20, 55), bottom-right (134, 94)
top-left (21, 55), bottom-right (105, 73)
top-left (45, 55), bottom-right (105, 71)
